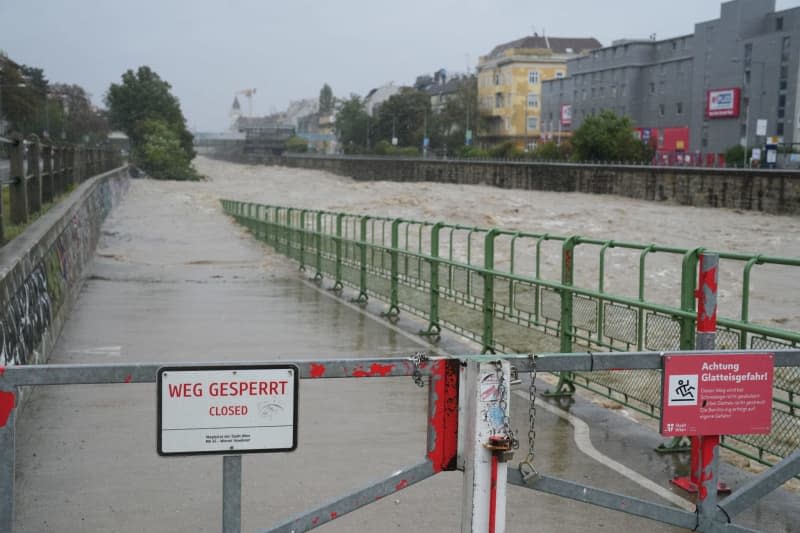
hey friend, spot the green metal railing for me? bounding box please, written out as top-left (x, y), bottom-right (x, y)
top-left (221, 199), bottom-right (800, 466)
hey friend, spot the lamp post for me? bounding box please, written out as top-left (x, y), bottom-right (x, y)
top-left (731, 57), bottom-right (766, 166)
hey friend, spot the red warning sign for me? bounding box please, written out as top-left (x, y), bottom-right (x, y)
top-left (661, 354), bottom-right (773, 437)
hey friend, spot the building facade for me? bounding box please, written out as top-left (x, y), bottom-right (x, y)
top-left (476, 35), bottom-right (601, 148)
top-left (542, 0), bottom-right (800, 157)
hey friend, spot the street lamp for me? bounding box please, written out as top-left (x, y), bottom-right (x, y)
top-left (0, 82), bottom-right (27, 136)
top-left (731, 57), bottom-right (766, 166)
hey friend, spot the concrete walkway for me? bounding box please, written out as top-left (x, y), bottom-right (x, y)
top-left (13, 177), bottom-right (798, 532)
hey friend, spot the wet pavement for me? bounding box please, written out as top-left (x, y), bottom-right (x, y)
top-left (12, 176), bottom-right (799, 532)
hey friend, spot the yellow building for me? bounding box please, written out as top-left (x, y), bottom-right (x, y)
top-left (477, 34), bottom-right (601, 149)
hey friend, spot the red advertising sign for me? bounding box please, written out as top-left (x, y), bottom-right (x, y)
top-left (706, 88), bottom-right (741, 119)
top-left (661, 354), bottom-right (773, 437)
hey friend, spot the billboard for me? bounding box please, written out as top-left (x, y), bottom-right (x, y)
top-left (706, 88), bottom-right (741, 118)
top-left (560, 104), bottom-right (572, 126)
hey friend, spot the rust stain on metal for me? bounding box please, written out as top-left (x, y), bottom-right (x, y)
top-left (352, 363), bottom-right (394, 377)
top-left (0, 390), bottom-right (15, 427)
top-left (310, 363), bottom-right (326, 378)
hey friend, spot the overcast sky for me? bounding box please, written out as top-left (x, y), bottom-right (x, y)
top-left (2, 0), bottom-right (798, 131)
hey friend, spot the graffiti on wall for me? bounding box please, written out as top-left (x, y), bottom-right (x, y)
top-left (0, 175), bottom-right (129, 367)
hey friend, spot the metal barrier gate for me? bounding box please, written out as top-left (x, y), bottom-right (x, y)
top-left (221, 199), bottom-right (800, 467)
top-left (2, 351), bottom-right (799, 532)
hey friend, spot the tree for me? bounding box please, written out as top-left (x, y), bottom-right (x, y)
top-left (132, 119), bottom-right (197, 180)
top-left (571, 111), bottom-right (649, 162)
top-left (334, 94), bottom-right (370, 149)
top-left (106, 66), bottom-right (197, 179)
top-left (105, 66), bottom-right (195, 160)
top-left (373, 88), bottom-right (430, 148)
top-left (49, 83), bottom-right (110, 143)
top-left (318, 83), bottom-right (334, 115)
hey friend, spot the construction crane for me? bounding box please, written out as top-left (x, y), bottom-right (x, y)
top-left (237, 88), bottom-right (257, 117)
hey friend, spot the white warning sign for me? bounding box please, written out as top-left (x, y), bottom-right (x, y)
top-left (157, 365), bottom-right (298, 456)
top-left (667, 374), bottom-right (698, 406)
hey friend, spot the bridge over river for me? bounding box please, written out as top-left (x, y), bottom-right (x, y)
top-left (4, 158), bottom-right (799, 531)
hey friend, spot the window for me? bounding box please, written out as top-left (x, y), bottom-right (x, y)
top-left (658, 103), bottom-right (665, 117)
top-left (495, 93), bottom-right (503, 108)
top-left (649, 82), bottom-right (656, 94)
top-left (493, 72), bottom-right (501, 85)
top-left (660, 63), bottom-right (666, 75)
top-left (527, 116), bottom-right (538, 130)
top-left (591, 87), bottom-right (596, 97)
top-left (672, 41), bottom-right (677, 50)
top-left (621, 84), bottom-right (627, 96)
top-left (777, 122), bottom-right (784, 135)
top-left (599, 86), bottom-right (605, 97)
top-left (782, 36), bottom-right (791, 61)
top-left (556, 71), bottom-right (564, 79)
top-left (528, 70), bottom-right (539, 84)
top-left (659, 81), bottom-right (665, 94)
top-left (745, 70), bottom-right (751, 85)
top-left (582, 89), bottom-right (587, 101)
top-left (776, 16), bottom-right (784, 31)
top-left (611, 84), bottom-right (618, 97)
top-left (676, 102), bottom-right (683, 115)
top-left (527, 93), bottom-right (538, 108)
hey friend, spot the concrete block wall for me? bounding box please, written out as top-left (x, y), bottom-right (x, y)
top-left (0, 167), bottom-right (129, 376)
top-left (275, 156), bottom-right (800, 215)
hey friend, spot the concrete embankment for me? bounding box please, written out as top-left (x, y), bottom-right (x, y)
top-left (0, 166), bottom-right (129, 380)
top-left (259, 155), bottom-right (800, 215)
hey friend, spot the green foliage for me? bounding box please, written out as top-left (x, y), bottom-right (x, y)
top-left (373, 139), bottom-right (418, 156)
top-left (571, 111), bottom-right (650, 162)
top-left (285, 136), bottom-right (309, 153)
top-left (132, 119), bottom-right (199, 180)
top-left (456, 145), bottom-right (490, 158)
top-left (335, 95), bottom-right (370, 148)
top-left (318, 83), bottom-right (334, 114)
top-left (488, 141), bottom-right (524, 159)
top-left (531, 140), bottom-right (573, 161)
top-left (50, 83), bottom-right (110, 143)
top-left (106, 66), bottom-right (197, 180)
top-left (724, 145), bottom-right (746, 167)
top-left (373, 88), bottom-right (431, 148)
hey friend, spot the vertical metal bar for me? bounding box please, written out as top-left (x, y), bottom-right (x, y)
top-left (42, 141), bottom-right (53, 204)
top-left (9, 133), bottom-right (28, 225)
top-left (679, 248), bottom-right (701, 350)
top-left (28, 136), bottom-right (42, 214)
top-left (483, 230), bottom-right (498, 354)
top-left (355, 216), bottom-right (369, 302)
top-left (637, 245), bottom-right (655, 350)
top-left (597, 241), bottom-right (614, 345)
top-left (422, 223), bottom-right (443, 335)
top-left (460, 359), bottom-right (509, 533)
top-left (299, 210), bottom-right (307, 270)
top-left (333, 213), bottom-right (344, 291)
top-left (384, 218), bottom-right (401, 317)
top-left (740, 256), bottom-right (761, 349)
top-left (560, 236), bottom-right (577, 353)
top-left (0, 388), bottom-right (17, 533)
top-left (314, 212), bottom-right (323, 281)
top-left (222, 455), bottom-right (242, 533)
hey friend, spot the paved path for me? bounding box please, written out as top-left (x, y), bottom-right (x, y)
top-left (12, 176), bottom-right (798, 532)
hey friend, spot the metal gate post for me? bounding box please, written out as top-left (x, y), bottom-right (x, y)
top-left (222, 455), bottom-right (242, 533)
top-left (460, 359), bottom-right (510, 533)
top-left (313, 212), bottom-right (323, 282)
top-left (382, 218), bottom-right (401, 317)
top-left (0, 387), bottom-right (17, 533)
top-left (353, 216), bottom-right (369, 303)
top-left (482, 230), bottom-right (499, 354)
top-left (421, 222), bottom-right (443, 336)
top-left (332, 213), bottom-right (344, 291)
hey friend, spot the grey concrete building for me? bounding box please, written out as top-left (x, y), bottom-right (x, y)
top-left (542, 0), bottom-right (800, 158)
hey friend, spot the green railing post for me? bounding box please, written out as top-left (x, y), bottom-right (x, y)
top-left (381, 218), bottom-right (402, 318)
top-left (680, 248), bottom-right (701, 350)
top-left (534, 234), bottom-right (550, 326)
top-left (9, 133), bottom-right (28, 225)
top-left (638, 245), bottom-right (657, 350)
top-left (353, 216), bottom-right (369, 303)
top-left (313, 212), bottom-right (323, 282)
top-left (286, 208), bottom-right (295, 258)
top-left (597, 240), bottom-right (616, 346)
top-left (740, 256), bottom-right (763, 349)
top-left (299, 210), bottom-right (307, 271)
top-left (332, 213), bottom-right (344, 291)
top-left (482, 229), bottom-right (499, 353)
top-left (421, 222), bottom-right (443, 336)
top-left (544, 235), bottom-right (578, 396)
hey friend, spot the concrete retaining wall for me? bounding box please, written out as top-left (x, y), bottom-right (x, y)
top-left (0, 167), bottom-right (129, 375)
top-left (271, 156), bottom-right (800, 215)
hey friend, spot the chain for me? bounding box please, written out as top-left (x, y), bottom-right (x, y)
top-left (519, 353), bottom-right (539, 482)
top-left (493, 360), bottom-right (519, 449)
top-left (410, 351), bottom-right (428, 388)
